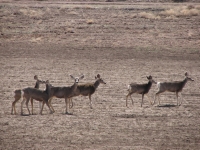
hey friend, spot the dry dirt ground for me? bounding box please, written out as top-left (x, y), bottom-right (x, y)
top-left (0, 0), bottom-right (200, 149)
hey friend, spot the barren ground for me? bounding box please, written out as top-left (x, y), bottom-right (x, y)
top-left (0, 0), bottom-right (200, 149)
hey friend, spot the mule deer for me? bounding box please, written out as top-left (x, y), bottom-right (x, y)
top-left (67, 74), bottom-right (106, 109)
top-left (154, 72), bottom-right (194, 106)
top-left (126, 75), bottom-right (156, 107)
top-left (11, 75), bottom-right (45, 115)
top-left (21, 80), bottom-right (53, 115)
top-left (48, 75), bottom-right (84, 114)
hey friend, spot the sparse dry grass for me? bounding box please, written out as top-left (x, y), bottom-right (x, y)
top-left (138, 12), bottom-right (160, 19)
top-left (19, 8), bottom-right (44, 18)
top-left (86, 19), bottom-right (95, 24)
top-left (160, 5), bottom-right (200, 17)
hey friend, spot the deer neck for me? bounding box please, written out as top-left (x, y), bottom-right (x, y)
top-left (71, 82), bottom-right (78, 91)
top-left (34, 81), bottom-right (40, 89)
top-left (147, 81), bottom-right (153, 91)
top-left (45, 84), bottom-right (51, 95)
top-left (181, 78), bottom-right (188, 87)
top-left (94, 80), bottom-right (100, 89)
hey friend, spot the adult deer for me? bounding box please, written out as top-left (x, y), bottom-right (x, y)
top-left (48, 75), bottom-right (84, 114)
top-left (11, 75), bottom-right (45, 115)
top-left (21, 80), bottom-right (53, 115)
top-left (154, 72), bottom-right (194, 106)
top-left (68, 74), bottom-right (106, 109)
top-left (126, 75), bottom-right (156, 107)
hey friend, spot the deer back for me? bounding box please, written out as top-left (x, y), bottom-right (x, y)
top-left (23, 87), bottom-right (48, 101)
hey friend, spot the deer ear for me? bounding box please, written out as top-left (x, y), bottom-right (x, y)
top-left (185, 72), bottom-right (188, 76)
top-left (70, 75), bottom-right (75, 79)
top-left (34, 75), bottom-right (38, 80)
top-left (80, 75), bottom-right (84, 80)
top-left (97, 74), bottom-right (100, 78)
top-left (147, 76), bottom-right (149, 79)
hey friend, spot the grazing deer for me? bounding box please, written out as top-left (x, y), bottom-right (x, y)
top-left (11, 75), bottom-right (45, 115)
top-left (154, 72), bottom-right (194, 106)
top-left (48, 75), bottom-right (84, 114)
top-left (21, 80), bottom-right (53, 115)
top-left (126, 75), bottom-right (156, 107)
top-left (68, 74), bottom-right (106, 109)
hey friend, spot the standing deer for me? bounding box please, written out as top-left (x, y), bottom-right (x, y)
top-left (126, 75), bottom-right (156, 107)
top-left (21, 80), bottom-right (53, 115)
top-left (68, 74), bottom-right (106, 109)
top-left (48, 75), bottom-right (84, 114)
top-left (154, 72), bottom-right (194, 106)
top-left (49, 74), bottom-right (106, 110)
top-left (11, 75), bottom-right (45, 115)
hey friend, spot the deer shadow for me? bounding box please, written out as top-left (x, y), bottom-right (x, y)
top-left (157, 104), bottom-right (177, 108)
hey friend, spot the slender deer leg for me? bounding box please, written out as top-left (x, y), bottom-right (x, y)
top-left (25, 98), bottom-right (31, 115)
top-left (158, 94), bottom-right (161, 106)
top-left (65, 98), bottom-right (70, 114)
top-left (21, 97), bottom-right (26, 115)
top-left (48, 98), bottom-right (55, 113)
top-left (153, 94), bottom-right (157, 105)
top-left (130, 95), bottom-right (134, 106)
top-left (45, 100), bottom-right (53, 114)
top-left (141, 94), bottom-right (144, 107)
top-left (11, 100), bottom-right (17, 115)
top-left (176, 92), bottom-right (179, 106)
top-left (179, 92), bottom-right (184, 106)
top-left (30, 98), bottom-right (34, 115)
top-left (11, 95), bottom-right (21, 115)
top-left (39, 101), bottom-right (42, 111)
top-left (146, 94), bottom-right (152, 106)
top-left (89, 95), bottom-right (93, 109)
top-left (70, 98), bottom-right (73, 109)
top-left (126, 94), bottom-right (129, 107)
top-left (40, 101), bottom-right (45, 115)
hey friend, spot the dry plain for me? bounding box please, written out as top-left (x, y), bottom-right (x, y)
top-left (0, 0), bottom-right (200, 149)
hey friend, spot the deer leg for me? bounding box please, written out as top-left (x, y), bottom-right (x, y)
top-left (30, 98), bottom-right (34, 115)
top-left (126, 93), bottom-right (133, 107)
top-left (146, 94), bottom-right (152, 106)
top-left (45, 100), bottom-right (53, 114)
top-left (11, 95), bottom-right (21, 115)
top-left (155, 91), bottom-right (163, 106)
top-left (65, 98), bottom-right (70, 114)
top-left (49, 98), bottom-right (55, 113)
top-left (21, 97), bottom-right (27, 115)
top-left (89, 95), bottom-right (93, 109)
top-left (70, 98), bottom-right (73, 109)
top-left (40, 101), bottom-right (45, 115)
top-left (126, 94), bottom-right (129, 107)
top-left (130, 95), bottom-right (134, 106)
top-left (141, 94), bottom-right (144, 107)
top-left (179, 92), bottom-right (183, 106)
top-left (11, 99), bottom-right (17, 115)
top-left (153, 94), bottom-right (157, 106)
top-left (25, 98), bottom-right (31, 115)
top-left (176, 92), bottom-right (179, 106)
top-left (39, 101), bottom-right (42, 113)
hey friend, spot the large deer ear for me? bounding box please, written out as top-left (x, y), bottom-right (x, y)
top-left (185, 72), bottom-right (188, 77)
top-left (70, 75), bottom-right (75, 80)
top-left (147, 76), bottom-right (149, 79)
top-left (80, 75), bottom-right (84, 80)
top-left (34, 75), bottom-right (38, 80)
top-left (97, 74), bottom-right (100, 78)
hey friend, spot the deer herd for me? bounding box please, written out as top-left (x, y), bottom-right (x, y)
top-left (11, 72), bottom-right (194, 115)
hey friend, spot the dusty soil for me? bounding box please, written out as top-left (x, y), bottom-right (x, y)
top-left (0, 0), bottom-right (200, 149)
